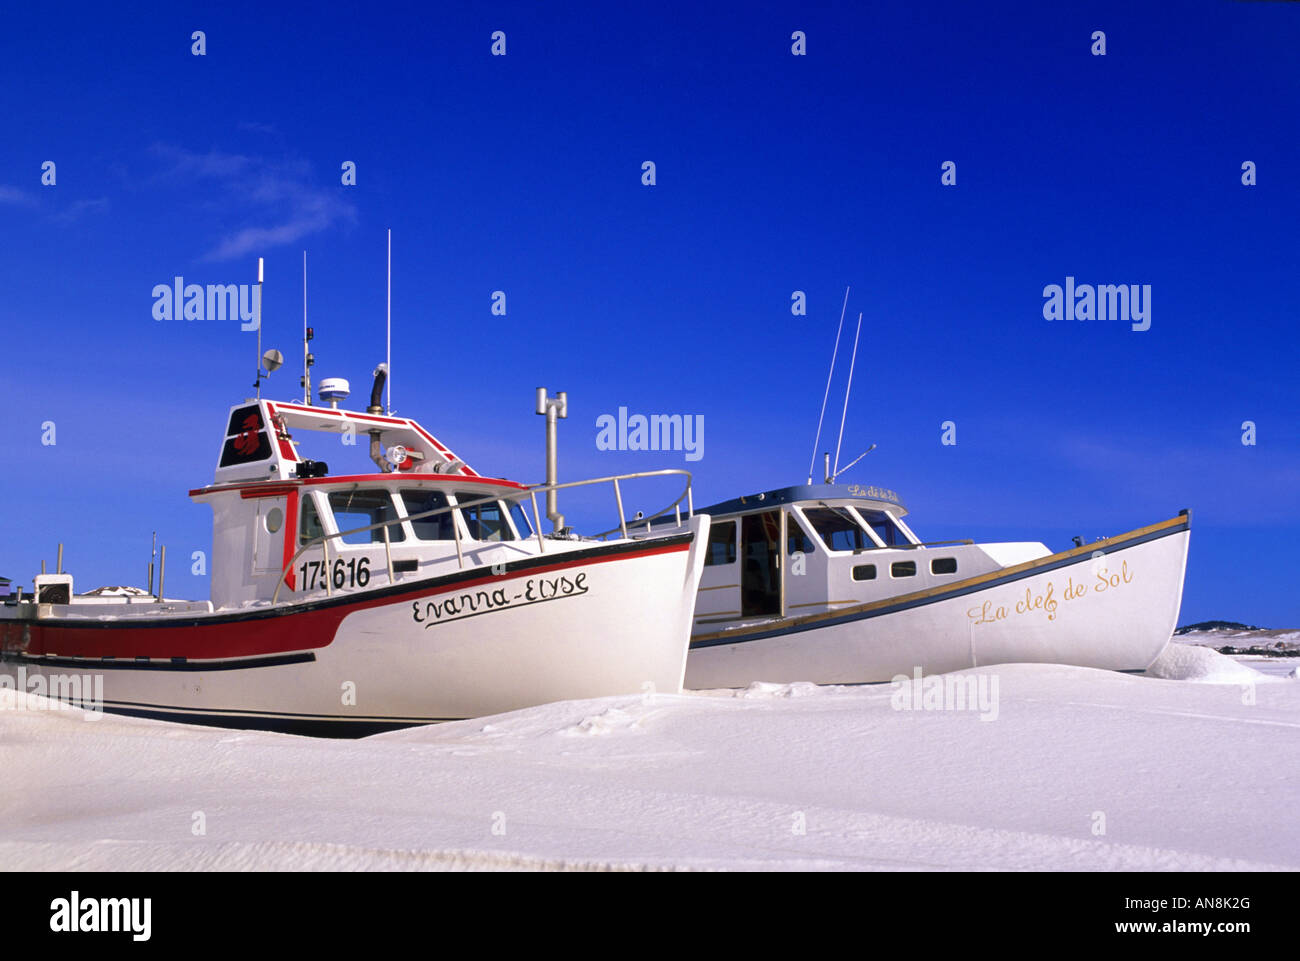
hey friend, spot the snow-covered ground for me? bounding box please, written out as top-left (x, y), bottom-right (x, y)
top-left (1, 639), bottom-right (1296, 871)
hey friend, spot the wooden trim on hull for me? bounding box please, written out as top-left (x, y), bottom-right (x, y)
top-left (690, 513), bottom-right (1191, 649)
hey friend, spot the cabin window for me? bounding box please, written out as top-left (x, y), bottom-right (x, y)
top-left (455, 491), bottom-right (516, 541)
top-left (931, 557), bottom-right (958, 575)
top-left (328, 489), bottom-right (406, 545)
top-left (300, 495), bottom-right (325, 546)
top-left (859, 509), bottom-right (910, 547)
top-left (218, 404), bottom-right (272, 467)
top-left (400, 489), bottom-right (456, 541)
top-left (803, 507), bottom-right (872, 552)
top-left (891, 560), bottom-right (917, 578)
top-left (705, 521), bottom-right (737, 566)
top-left (786, 513), bottom-right (816, 555)
top-left (510, 502), bottom-right (535, 538)
top-left (852, 564), bottom-right (877, 581)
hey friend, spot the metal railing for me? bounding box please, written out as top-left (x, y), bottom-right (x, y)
top-left (271, 469), bottom-right (693, 604)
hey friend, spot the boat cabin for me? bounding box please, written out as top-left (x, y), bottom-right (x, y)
top-left (191, 399), bottom-right (542, 610)
top-left (644, 483), bottom-right (1049, 628)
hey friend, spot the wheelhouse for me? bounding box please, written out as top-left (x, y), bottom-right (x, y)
top-left (659, 483), bottom-right (1040, 628)
top-left (191, 398), bottom-right (549, 608)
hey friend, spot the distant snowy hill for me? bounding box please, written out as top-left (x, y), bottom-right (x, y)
top-left (1176, 620), bottom-right (1264, 634)
top-left (1174, 627), bottom-right (1300, 655)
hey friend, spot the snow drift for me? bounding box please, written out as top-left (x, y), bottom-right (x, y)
top-left (0, 644), bottom-right (1296, 871)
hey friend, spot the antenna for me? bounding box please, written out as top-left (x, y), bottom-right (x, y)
top-left (830, 444), bottom-right (876, 483)
top-left (807, 287), bottom-right (850, 484)
top-left (302, 250), bottom-right (313, 405)
top-left (386, 228), bottom-right (392, 415)
top-left (832, 311), bottom-right (863, 478)
top-left (254, 257), bottom-right (264, 397)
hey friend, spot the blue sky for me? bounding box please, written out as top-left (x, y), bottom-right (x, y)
top-left (1, 1), bottom-right (1297, 625)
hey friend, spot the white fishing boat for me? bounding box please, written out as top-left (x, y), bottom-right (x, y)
top-left (636, 482), bottom-right (1189, 687)
top-left (0, 367), bottom-right (710, 735)
top-left (644, 288), bottom-right (1189, 688)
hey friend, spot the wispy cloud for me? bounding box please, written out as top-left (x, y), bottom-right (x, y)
top-left (0, 185), bottom-right (36, 206)
top-left (150, 144), bottom-right (355, 261)
top-left (51, 197), bottom-right (110, 223)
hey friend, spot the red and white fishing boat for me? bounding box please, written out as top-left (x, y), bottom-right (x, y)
top-left (0, 369), bottom-right (710, 736)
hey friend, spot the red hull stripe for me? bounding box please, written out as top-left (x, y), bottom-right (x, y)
top-left (4, 538), bottom-right (691, 662)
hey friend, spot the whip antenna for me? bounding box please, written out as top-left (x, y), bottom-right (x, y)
top-left (831, 444), bottom-right (876, 483)
top-left (833, 311), bottom-right (863, 478)
top-left (386, 228), bottom-right (392, 414)
top-left (806, 286), bottom-right (850, 484)
top-left (302, 251), bottom-right (312, 404)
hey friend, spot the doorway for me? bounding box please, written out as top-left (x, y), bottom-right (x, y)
top-left (740, 510), bottom-right (781, 617)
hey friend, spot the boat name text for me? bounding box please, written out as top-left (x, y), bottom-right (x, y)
top-left (412, 573), bottom-right (589, 626)
top-left (845, 484), bottom-right (900, 504)
top-left (968, 560), bottom-right (1134, 626)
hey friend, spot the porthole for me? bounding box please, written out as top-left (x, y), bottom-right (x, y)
top-left (265, 507), bottom-right (284, 533)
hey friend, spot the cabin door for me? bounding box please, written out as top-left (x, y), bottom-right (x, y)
top-left (252, 497), bottom-right (288, 575)
top-left (740, 511), bottom-right (781, 617)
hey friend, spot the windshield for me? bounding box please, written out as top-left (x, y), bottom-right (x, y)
top-left (400, 489), bottom-right (456, 541)
top-left (509, 501), bottom-right (534, 538)
top-left (858, 509), bottom-right (911, 547)
top-left (455, 491), bottom-right (516, 541)
top-left (802, 507), bottom-right (872, 552)
top-left (327, 489), bottom-right (406, 545)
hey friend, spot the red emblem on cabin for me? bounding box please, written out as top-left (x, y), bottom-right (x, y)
top-left (233, 415), bottom-right (261, 456)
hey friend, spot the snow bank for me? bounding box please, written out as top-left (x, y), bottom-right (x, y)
top-left (2, 661), bottom-right (1297, 871)
top-left (1146, 643), bottom-right (1286, 683)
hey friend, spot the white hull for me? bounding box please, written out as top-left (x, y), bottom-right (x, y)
top-left (2, 519), bottom-right (709, 735)
top-left (685, 518), bottom-right (1189, 689)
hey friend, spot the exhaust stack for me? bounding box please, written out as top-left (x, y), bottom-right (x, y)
top-left (536, 388), bottom-right (567, 533)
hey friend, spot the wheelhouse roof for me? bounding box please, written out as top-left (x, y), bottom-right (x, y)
top-left (206, 396), bottom-right (488, 489)
top-left (696, 483), bottom-right (907, 518)
top-left (189, 472), bottom-right (527, 500)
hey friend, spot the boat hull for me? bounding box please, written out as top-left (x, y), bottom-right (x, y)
top-left (685, 514), bottom-right (1189, 688)
top-left (1, 520), bottom-right (709, 736)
